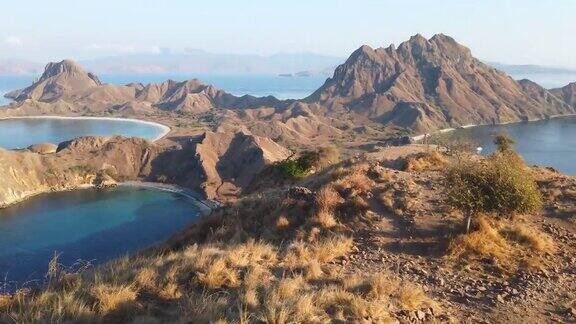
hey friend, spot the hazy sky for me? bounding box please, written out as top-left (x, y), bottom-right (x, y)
top-left (0, 0), bottom-right (574, 67)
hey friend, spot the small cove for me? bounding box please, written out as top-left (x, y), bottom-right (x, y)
top-left (0, 186), bottom-right (201, 287)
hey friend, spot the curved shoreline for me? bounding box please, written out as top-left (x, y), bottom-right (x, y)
top-left (0, 181), bottom-right (218, 216)
top-left (411, 113), bottom-right (576, 141)
top-left (119, 181), bottom-right (218, 216)
top-left (0, 115), bottom-right (171, 142)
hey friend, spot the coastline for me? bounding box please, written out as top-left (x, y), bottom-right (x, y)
top-left (0, 115), bottom-right (171, 142)
top-left (119, 181), bottom-right (218, 216)
top-left (0, 184), bottom-right (95, 210)
top-left (0, 181), bottom-right (218, 216)
top-left (411, 113), bottom-right (576, 141)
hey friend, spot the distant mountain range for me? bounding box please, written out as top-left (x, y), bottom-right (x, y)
top-left (0, 59), bottom-right (43, 75)
top-left (3, 51), bottom-right (575, 78)
top-left (79, 50), bottom-right (343, 76)
top-left (486, 62), bottom-right (576, 75)
top-left (0, 52), bottom-right (342, 76)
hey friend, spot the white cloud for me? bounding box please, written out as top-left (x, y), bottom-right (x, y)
top-left (5, 36), bottom-right (23, 47)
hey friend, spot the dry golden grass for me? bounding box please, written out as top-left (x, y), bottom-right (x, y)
top-left (275, 215), bottom-right (290, 229)
top-left (398, 283), bottom-right (433, 310)
top-left (335, 172), bottom-right (375, 196)
top-left (447, 215), bottom-right (555, 273)
top-left (311, 185), bottom-right (342, 228)
top-left (378, 191), bottom-right (395, 211)
top-left (91, 283), bottom-right (139, 314)
top-left (404, 151), bottom-right (448, 172)
top-left (196, 257), bottom-right (240, 289)
top-left (506, 223), bottom-right (556, 253)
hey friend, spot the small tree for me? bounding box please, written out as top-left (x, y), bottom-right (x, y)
top-left (493, 133), bottom-right (516, 153)
top-left (445, 136), bottom-right (542, 232)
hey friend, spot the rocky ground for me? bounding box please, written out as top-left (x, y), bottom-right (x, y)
top-left (339, 166), bottom-right (576, 323)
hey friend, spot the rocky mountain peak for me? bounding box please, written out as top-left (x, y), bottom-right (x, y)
top-left (307, 34), bottom-right (574, 133)
top-left (41, 59), bottom-right (101, 85)
top-left (551, 81), bottom-right (576, 108)
top-left (6, 59), bottom-right (102, 102)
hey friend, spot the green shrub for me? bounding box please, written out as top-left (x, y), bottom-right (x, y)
top-left (276, 147), bottom-right (340, 179)
top-left (445, 151), bottom-right (542, 218)
top-left (275, 158), bottom-right (312, 179)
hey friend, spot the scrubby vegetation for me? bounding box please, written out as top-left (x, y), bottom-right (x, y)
top-left (403, 150), bottom-right (448, 172)
top-left (275, 147), bottom-right (340, 179)
top-left (447, 214), bottom-right (555, 273)
top-left (441, 134), bottom-right (556, 274)
top-left (444, 135), bottom-right (542, 231)
top-left (275, 158), bottom-right (312, 179)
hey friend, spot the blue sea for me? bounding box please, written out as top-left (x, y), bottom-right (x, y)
top-left (0, 117), bottom-right (166, 149)
top-left (0, 186), bottom-right (201, 286)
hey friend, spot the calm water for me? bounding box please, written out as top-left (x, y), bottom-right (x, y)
top-left (0, 187), bottom-right (200, 285)
top-left (506, 72), bottom-right (576, 89)
top-left (0, 75), bottom-right (36, 106)
top-left (0, 118), bottom-right (165, 149)
top-left (448, 116), bottom-right (576, 175)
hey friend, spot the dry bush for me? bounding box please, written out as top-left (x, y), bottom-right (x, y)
top-left (334, 171), bottom-right (375, 198)
top-left (445, 151), bottom-right (543, 219)
top-left (447, 215), bottom-right (554, 273)
top-left (283, 235), bottom-right (353, 270)
top-left (378, 191), bottom-right (395, 212)
top-left (403, 151), bottom-right (448, 172)
top-left (300, 146), bottom-right (341, 171)
top-left (196, 258), bottom-right (240, 289)
top-left (315, 185), bottom-right (343, 212)
top-left (310, 185), bottom-right (343, 228)
top-left (505, 223), bottom-right (555, 253)
top-left (398, 283), bottom-right (435, 311)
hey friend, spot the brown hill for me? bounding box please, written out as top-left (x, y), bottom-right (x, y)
top-left (135, 79), bottom-right (280, 112)
top-left (550, 82), bottom-right (576, 109)
top-left (150, 130), bottom-right (291, 199)
top-left (0, 130), bottom-right (290, 207)
top-left (5, 60), bottom-right (102, 102)
top-left (4, 61), bottom-right (280, 114)
top-left (306, 34), bottom-right (574, 132)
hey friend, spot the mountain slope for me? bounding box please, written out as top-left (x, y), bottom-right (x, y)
top-left (5, 60), bottom-right (102, 102)
top-left (306, 34), bottom-right (574, 132)
top-left (550, 82), bottom-right (576, 109)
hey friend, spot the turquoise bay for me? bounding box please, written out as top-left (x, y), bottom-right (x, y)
top-left (0, 187), bottom-right (201, 285)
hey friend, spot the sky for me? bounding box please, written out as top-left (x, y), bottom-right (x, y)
top-left (0, 0), bottom-right (575, 68)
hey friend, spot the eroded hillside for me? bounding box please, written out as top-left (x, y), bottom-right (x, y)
top-left (1, 143), bottom-right (574, 322)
